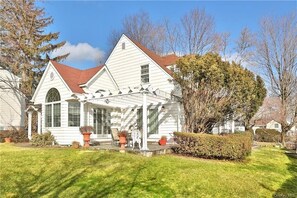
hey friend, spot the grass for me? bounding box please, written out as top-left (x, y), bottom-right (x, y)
top-left (0, 144), bottom-right (296, 198)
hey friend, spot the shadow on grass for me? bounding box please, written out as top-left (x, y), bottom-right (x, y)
top-left (3, 151), bottom-right (174, 197)
top-left (274, 153), bottom-right (297, 198)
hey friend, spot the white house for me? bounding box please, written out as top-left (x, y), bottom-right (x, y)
top-left (0, 67), bottom-right (26, 130)
top-left (29, 34), bottom-right (182, 148)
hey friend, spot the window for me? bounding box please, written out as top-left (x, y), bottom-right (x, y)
top-left (275, 124), bottom-right (279, 128)
top-left (122, 42), bottom-right (125, 50)
top-left (141, 65), bottom-right (149, 84)
top-left (93, 108), bottom-right (111, 136)
top-left (53, 103), bottom-right (61, 127)
top-left (68, 102), bottom-right (80, 126)
top-left (45, 88), bottom-right (61, 127)
top-left (137, 107), bottom-right (159, 134)
top-left (148, 108), bottom-right (158, 134)
top-left (45, 104), bottom-right (52, 127)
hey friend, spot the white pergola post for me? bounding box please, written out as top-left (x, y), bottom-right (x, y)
top-left (231, 120), bottom-right (235, 133)
top-left (142, 92), bottom-right (148, 150)
top-left (37, 111), bottom-right (41, 134)
top-left (80, 101), bottom-right (85, 126)
top-left (28, 111), bottom-right (33, 140)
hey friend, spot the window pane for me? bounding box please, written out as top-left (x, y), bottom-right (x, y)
top-left (45, 104), bottom-right (52, 127)
top-left (53, 103), bottom-right (61, 127)
top-left (137, 109), bottom-right (143, 130)
top-left (68, 102), bottom-right (80, 126)
top-left (141, 65), bottom-right (149, 83)
top-left (149, 108), bottom-right (158, 134)
top-left (46, 88), bottom-right (61, 102)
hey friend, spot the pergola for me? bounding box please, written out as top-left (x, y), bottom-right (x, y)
top-left (26, 85), bottom-right (180, 150)
top-left (79, 85), bottom-right (178, 150)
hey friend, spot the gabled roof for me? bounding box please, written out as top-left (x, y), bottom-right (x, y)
top-left (48, 35), bottom-right (179, 94)
top-left (128, 37), bottom-right (179, 75)
top-left (50, 60), bottom-right (103, 94)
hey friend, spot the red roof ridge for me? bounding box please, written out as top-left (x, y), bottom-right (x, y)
top-left (50, 60), bottom-right (103, 93)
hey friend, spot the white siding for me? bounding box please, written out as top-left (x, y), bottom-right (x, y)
top-left (35, 64), bottom-right (78, 145)
top-left (105, 35), bottom-right (174, 93)
top-left (84, 68), bottom-right (117, 93)
top-left (0, 89), bottom-right (25, 129)
top-left (0, 69), bottom-right (25, 129)
top-left (266, 120), bottom-right (281, 132)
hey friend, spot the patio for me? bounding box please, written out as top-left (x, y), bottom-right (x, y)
top-left (90, 141), bottom-right (174, 157)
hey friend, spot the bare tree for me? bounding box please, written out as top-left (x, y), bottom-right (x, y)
top-left (165, 8), bottom-right (217, 55)
top-left (255, 13), bottom-right (297, 145)
top-left (108, 11), bottom-right (166, 54)
top-left (212, 32), bottom-right (230, 61)
top-left (234, 27), bottom-right (255, 65)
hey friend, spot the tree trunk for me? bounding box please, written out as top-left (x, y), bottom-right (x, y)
top-left (280, 131), bottom-right (286, 146)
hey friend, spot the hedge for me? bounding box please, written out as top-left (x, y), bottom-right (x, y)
top-left (254, 129), bottom-right (280, 142)
top-left (172, 132), bottom-right (252, 160)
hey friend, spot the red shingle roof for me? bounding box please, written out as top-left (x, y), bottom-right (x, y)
top-left (50, 60), bottom-right (103, 94)
top-left (128, 38), bottom-right (179, 75)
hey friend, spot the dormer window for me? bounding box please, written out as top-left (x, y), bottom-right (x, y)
top-left (122, 42), bottom-right (125, 50)
top-left (141, 64), bottom-right (149, 84)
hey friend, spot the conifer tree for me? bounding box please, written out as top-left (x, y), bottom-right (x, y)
top-left (0, 0), bottom-right (69, 97)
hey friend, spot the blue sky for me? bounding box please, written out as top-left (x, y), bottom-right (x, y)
top-left (37, 1), bottom-right (297, 69)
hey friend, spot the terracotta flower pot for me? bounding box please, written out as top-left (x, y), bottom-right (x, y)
top-left (159, 139), bottom-right (167, 146)
top-left (119, 136), bottom-right (127, 149)
top-left (4, 137), bottom-right (11, 143)
top-left (82, 132), bottom-right (92, 148)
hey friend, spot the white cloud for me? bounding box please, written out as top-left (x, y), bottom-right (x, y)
top-left (51, 42), bottom-right (105, 63)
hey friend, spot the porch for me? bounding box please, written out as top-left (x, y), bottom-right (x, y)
top-left (90, 140), bottom-right (174, 157)
top-left (27, 84), bottom-right (182, 149)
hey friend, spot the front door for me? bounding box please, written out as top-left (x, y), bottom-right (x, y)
top-left (93, 108), bottom-right (111, 137)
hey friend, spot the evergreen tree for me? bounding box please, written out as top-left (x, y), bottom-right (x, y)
top-left (0, 0), bottom-right (69, 97)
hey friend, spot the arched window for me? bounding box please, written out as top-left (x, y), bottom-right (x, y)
top-left (45, 88), bottom-right (61, 127)
top-left (46, 88), bottom-right (61, 102)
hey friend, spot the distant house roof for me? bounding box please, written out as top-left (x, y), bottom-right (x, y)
top-left (50, 60), bottom-right (103, 94)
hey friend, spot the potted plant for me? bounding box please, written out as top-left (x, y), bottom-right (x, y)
top-left (3, 130), bottom-right (12, 143)
top-left (79, 126), bottom-right (94, 148)
top-left (118, 130), bottom-right (127, 149)
top-left (158, 135), bottom-right (167, 146)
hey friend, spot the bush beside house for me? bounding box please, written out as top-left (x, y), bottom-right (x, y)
top-left (0, 129), bottom-right (29, 143)
top-left (254, 129), bottom-right (280, 142)
top-left (172, 132), bottom-right (252, 160)
top-left (31, 132), bottom-right (56, 146)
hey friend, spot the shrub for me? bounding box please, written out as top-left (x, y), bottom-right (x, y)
top-left (31, 132), bottom-right (56, 147)
top-left (0, 130), bottom-right (12, 142)
top-left (254, 129), bottom-right (280, 142)
top-left (72, 141), bottom-right (80, 149)
top-left (0, 129), bottom-right (29, 143)
top-left (172, 132), bottom-right (252, 160)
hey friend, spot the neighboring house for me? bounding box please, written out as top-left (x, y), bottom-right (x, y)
top-left (0, 67), bottom-right (26, 130)
top-left (252, 119), bottom-right (282, 133)
top-left (29, 34), bottom-right (182, 147)
top-left (251, 97), bottom-right (296, 135)
top-left (212, 120), bottom-right (245, 134)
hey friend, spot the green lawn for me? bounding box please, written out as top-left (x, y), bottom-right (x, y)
top-left (0, 144), bottom-right (296, 198)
